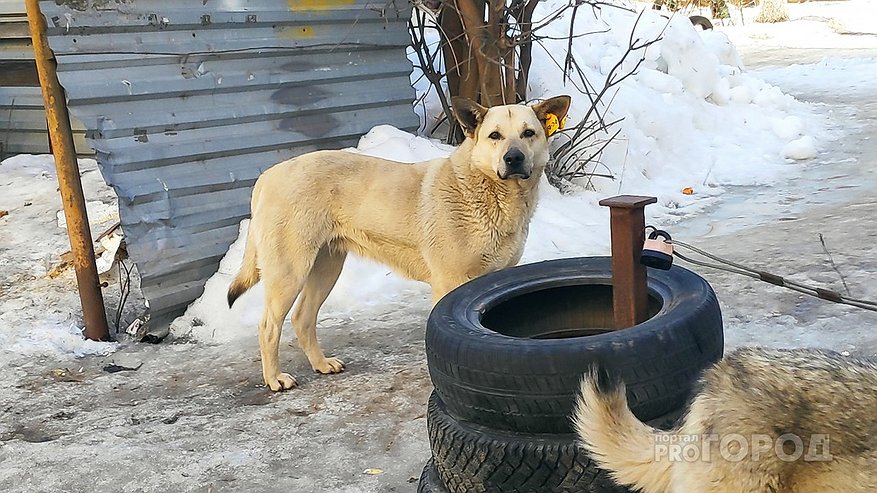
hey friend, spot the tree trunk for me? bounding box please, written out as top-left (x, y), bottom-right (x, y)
top-left (514, 0), bottom-right (538, 102)
top-left (438, 0), bottom-right (535, 140)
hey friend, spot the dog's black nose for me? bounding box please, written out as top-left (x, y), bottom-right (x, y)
top-left (504, 149), bottom-right (525, 168)
top-left (501, 149), bottom-right (529, 179)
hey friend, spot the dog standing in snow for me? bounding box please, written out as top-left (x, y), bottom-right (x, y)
top-left (574, 347), bottom-right (877, 493)
top-left (227, 96), bottom-right (571, 391)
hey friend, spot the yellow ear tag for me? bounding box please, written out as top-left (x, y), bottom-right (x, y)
top-left (545, 113), bottom-right (565, 137)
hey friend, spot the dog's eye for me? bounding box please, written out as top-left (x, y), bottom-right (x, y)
top-left (522, 129), bottom-right (536, 138)
top-left (488, 131), bottom-right (502, 140)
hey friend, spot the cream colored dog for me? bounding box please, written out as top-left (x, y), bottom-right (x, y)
top-left (227, 95), bottom-right (571, 391)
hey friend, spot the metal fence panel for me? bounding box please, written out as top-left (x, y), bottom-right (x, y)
top-left (0, 86), bottom-right (91, 156)
top-left (1, 1), bottom-right (90, 156)
top-left (39, 0), bottom-right (418, 321)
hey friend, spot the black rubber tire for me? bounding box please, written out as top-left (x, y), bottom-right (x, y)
top-left (427, 393), bottom-right (681, 493)
top-left (426, 256), bottom-right (722, 434)
top-left (417, 458), bottom-right (450, 493)
top-left (689, 15), bottom-right (714, 30)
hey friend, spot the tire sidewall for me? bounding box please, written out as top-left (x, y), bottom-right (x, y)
top-left (426, 256), bottom-right (723, 430)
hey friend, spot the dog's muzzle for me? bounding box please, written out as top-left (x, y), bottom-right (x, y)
top-left (499, 148), bottom-right (530, 180)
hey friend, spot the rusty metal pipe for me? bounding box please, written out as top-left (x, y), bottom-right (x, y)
top-left (599, 195), bottom-right (657, 329)
top-left (26, 0), bottom-right (110, 341)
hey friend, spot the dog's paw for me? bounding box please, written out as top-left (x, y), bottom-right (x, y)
top-left (312, 357), bottom-right (345, 374)
top-left (265, 372), bottom-right (297, 392)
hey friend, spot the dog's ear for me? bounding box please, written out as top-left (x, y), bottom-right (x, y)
top-left (451, 97), bottom-right (488, 138)
top-left (532, 95), bottom-right (572, 136)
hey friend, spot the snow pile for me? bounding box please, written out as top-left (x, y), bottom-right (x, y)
top-left (825, 0), bottom-right (877, 36)
top-left (782, 136), bottom-right (817, 161)
top-left (522, 2), bottom-right (822, 198)
top-left (414, 2), bottom-right (821, 214)
top-left (0, 155), bottom-right (119, 359)
top-left (173, 3), bottom-right (830, 341)
top-left (0, 319), bottom-right (115, 359)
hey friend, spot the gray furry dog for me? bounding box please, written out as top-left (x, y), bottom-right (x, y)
top-left (574, 347), bottom-right (876, 493)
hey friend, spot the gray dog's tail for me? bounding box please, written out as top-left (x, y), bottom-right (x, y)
top-left (573, 369), bottom-right (672, 493)
top-left (227, 221), bottom-right (260, 308)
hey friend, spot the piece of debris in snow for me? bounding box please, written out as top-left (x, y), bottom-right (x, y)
top-left (56, 201), bottom-right (118, 230)
top-left (363, 468), bottom-right (384, 476)
top-left (125, 317), bottom-right (168, 344)
top-left (0, 210), bottom-right (8, 219)
top-left (55, 206), bottom-right (124, 275)
top-left (102, 362), bottom-right (143, 373)
top-left (140, 325), bottom-right (169, 344)
top-left (95, 223), bottom-right (124, 274)
top-left (51, 368), bottom-right (86, 382)
top-left (48, 251), bottom-right (74, 279)
top-left (126, 318), bottom-right (147, 338)
top-left (48, 222), bottom-right (126, 277)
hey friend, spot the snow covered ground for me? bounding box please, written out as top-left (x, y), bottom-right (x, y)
top-left (721, 0), bottom-right (877, 50)
top-left (0, 1), bottom-right (876, 491)
top-left (0, 155), bottom-right (123, 360)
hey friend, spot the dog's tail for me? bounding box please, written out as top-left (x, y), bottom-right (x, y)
top-left (227, 220), bottom-right (260, 308)
top-left (573, 368), bottom-right (672, 493)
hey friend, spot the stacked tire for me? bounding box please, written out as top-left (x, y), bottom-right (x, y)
top-left (418, 257), bottom-right (723, 492)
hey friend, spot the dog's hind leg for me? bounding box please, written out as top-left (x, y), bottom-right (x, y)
top-left (291, 243), bottom-right (347, 375)
top-left (258, 276), bottom-right (302, 391)
top-left (258, 266), bottom-right (312, 391)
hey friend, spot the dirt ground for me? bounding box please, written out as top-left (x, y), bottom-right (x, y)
top-left (2, 52), bottom-right (877, 493)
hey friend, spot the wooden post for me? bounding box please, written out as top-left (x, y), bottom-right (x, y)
top-left (599, 195), bottom-right (657, 329)
top-left (26, 0), bottom-right (110, 341)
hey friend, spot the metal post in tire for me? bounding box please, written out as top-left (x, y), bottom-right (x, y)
top-left (599, 194), bottom-right (657, 329)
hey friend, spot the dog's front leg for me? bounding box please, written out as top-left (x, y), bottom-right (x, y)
top-left (430, 273), bottom-right (471, 306)
top-left (291, 246), bottom-right (346, 375)
top-left (292, 294), bottom-right (345, 375)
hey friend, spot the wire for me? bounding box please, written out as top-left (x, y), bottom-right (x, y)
top-left (663, 237), bottom-right (877, 313)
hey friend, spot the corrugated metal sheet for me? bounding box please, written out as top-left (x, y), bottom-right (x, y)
top-left (40, 0), bottom-right (418, 322)
top-left (0, 86), bottom-right (91, 156)
top-left (0, 0), bottom-right (25, 13)
top-left (0, 0), bottom-right (90, 157)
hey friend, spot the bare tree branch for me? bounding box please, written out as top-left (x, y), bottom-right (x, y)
top-left (409, 0), bottom-right (668, 191)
